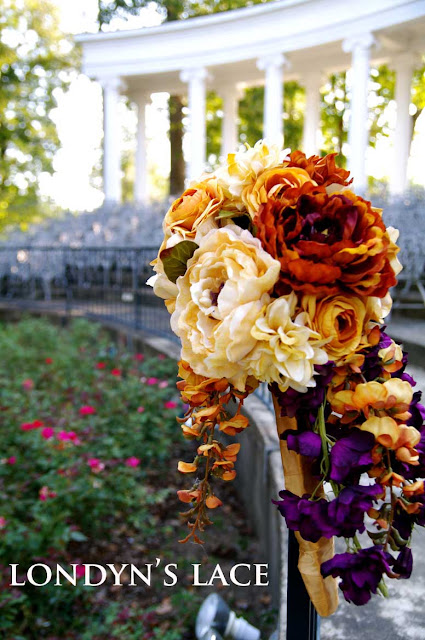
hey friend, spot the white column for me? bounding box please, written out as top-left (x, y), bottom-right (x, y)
top-left (391, 53), bottom-right (415, 195)
top-left (180, 67), bottom-right (208, 181)
top-left (134, 92), bottom-right (149, 204)
top-left (100, 76), bottom-right (123, 204)
top-left (302, 73), bottom-right (321, 156)
top-left (342, 33), bottom-right (375, 192)
top-left (221, 85), bottom-right (240, 158)
top-left (257, 54), bottom-right (287, 145)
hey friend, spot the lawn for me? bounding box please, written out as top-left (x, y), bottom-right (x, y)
top-left (0, 317), bottom-right (277, 639)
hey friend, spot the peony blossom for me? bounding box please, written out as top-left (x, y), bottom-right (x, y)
top-left (22, 379), bottom-right (34, 390)
top-left (0, 517), bottom-right (6, 529)
top-left (146, 377), bottom-right (159, 385)
top-left (171, 225), bottom-right (280, 391)
top-left (255, 189), bottom-right (400, 299)
top-left (96, 362), bottom-right (106, 370)
top-left (111, 368), bottom-right (121, 377)
top-left (45, 358), bottom-right (53, 364)
top-left (158, 380), bottom-right (168, 388)
top-left (6, 456), bottom-right (16, 465)
top-left (137, 406), bottom-right (145, 413)
top-left (134, 353), bottom-right (144, 361)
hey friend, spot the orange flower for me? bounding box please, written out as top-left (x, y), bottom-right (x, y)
top-left (176, 361), bottom-right (228, 406)
top-left (331, 379), bottom-right (413, 423)
top-left (206, 495), bottom-right (223, 509)
top-left (178, 461), bottom-right (198, 473)
top-left (219, 414), bottom-right (249, 435)
top-left (254, 189), bottom-right (399, 299)
top-left (287, 151), bottom-right (352, 190)
top-left (360, 416), bottom-right (420, 464)
top-left (163, 177), bottom-right (223, 237)
top-left (242, 165), bottom-right (315, 215)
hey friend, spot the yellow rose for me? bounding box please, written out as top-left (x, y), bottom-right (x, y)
top-left (242, 166), bottom-right (315, 215)
top-left (171, 225), bottom-right (280, 390)
top-left (301, 294), bottom-right (371, 362)
top-left (216, 140), bottom-right (286, 210)
top-left (248, 293), bottom-right (328, 393)
top-left (163, 177), bottom-right (223, 238)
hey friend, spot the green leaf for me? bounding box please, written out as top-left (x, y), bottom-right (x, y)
top-left (217, 209), bottom-right (237, 219)
top-left (160, 241), bottom-right (199, 283)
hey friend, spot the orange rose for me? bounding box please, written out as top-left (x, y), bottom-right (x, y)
top-left (164, 177), bottom-right (223, 237)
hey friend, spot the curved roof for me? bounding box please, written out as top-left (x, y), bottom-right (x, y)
top-left (76, 0), bottom-right (425, 94)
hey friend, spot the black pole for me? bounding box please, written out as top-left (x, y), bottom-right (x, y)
top-left (286, 530), bottom-right (320, 640)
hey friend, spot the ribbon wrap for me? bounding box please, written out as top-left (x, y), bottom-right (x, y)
top-left (272, 393), bottom-right (338, 617)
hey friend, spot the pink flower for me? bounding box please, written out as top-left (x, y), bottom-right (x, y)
top-left (45, 358), bottom-right (53, 365)
top-left (96, 362), bottom-right (106, 370)
top-left (79, 405), bottom-right (96, 416)
top-left (158, 354), bottom-right (166, 361)
top-left (22, 379), bottom-right (34, 391)
top-left (88, 458), bottom-right (104, 473)
top-left (146, 377), bottom-right (159, 386)
top-left (57, 431), bottom-right (80, 444)
top-left (6, 456), bottom-right (16, 465)
top-left (164, 401), bottom-right (178, 410)
top-left (134, 353), bottom-right (144, 362)
top-left (21, 420), bottom-right (44, 431)
top-left (75, 565), bottom-right (85, 579)
top-left (41, 427), bottom-right (55, 440)
top-left (111, 368), bottom-right (121, 377)
top-left (137, 406), bottom-right (145, 414)
top-left (125, 456), bottom-right (140, 468)
top-left (39, 486), bottom-right (57, 501)
top-left (158, 380), bottom-right (168, 389)
top-left (0, 517), bottom-right (6, 529)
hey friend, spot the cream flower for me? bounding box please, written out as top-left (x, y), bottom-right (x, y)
top-left (216, 140), bottom-right (288, 210)
top-left (248, 293), bottom-right (328, 393)
top-left (170, 225), bottom-right (280, 390)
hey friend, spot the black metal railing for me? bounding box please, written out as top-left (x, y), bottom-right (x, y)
top-left (0, 246), bottom-right (175, 341)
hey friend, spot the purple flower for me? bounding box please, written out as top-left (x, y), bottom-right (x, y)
top-left (407, 391), bottom-right (425, 429)
top-left (392, 547), bottom-right (413, 579)
top-left (327, 484), bottom-right (382, 538)
top-left (393, 504), bottom-right (414, 540)
top-left (272, 362), bottom-right (334, 426)
top-left (321, 546), bottom-right (392, 605)
top-left (273, 484), bottom-right (381, 542)
top-left (329, 428), bottom-right (375, 483)
top-left (286, 431), bottom-right (322, 458)
top-left (273, 491), bottom-right (332, 542)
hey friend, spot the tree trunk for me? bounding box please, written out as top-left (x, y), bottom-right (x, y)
top-left (169, 94), bottom-right (186, 196)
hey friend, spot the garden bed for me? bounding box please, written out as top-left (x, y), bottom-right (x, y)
top-left (0, 317), bottom-right (277, 639)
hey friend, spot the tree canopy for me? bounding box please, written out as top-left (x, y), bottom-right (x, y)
top-left (0, 0), bottom-right (74, 229)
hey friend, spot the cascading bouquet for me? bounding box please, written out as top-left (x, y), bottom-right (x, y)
top-left (149, 141), bottom-right (425, 616)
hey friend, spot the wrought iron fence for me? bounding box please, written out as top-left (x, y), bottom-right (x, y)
top-left (0, 246), bottom-right (175, 341)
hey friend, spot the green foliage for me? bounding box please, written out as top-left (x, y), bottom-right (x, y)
top-left (0, 317), bottom-right (182, 636)
top-left (320, 71), bottom-right (349, 166)
top-left (0, 0), bottom-right (76, 229)
top-left (160, 240), bottom-right (198, 282)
